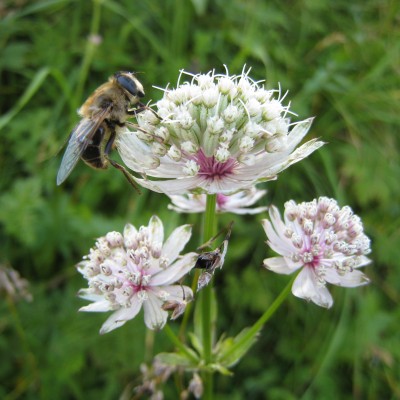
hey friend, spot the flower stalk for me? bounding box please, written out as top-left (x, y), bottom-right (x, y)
top-left (201, 194), bottom-right (217, 399)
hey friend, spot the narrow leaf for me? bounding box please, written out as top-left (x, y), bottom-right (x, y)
top-left (0, 67), bottom-right (50, 131)
top-left (156, 350), bottom-right (199, 368)
top-left (218, 327), bottom-right (260, 368)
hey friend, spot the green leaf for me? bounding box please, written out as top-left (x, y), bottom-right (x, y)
top-left (0, 67), bottom-right (50, 131)
top-left (188, 332), bottom-right (203, 356)
top-left (208, 363), bottom-right (233, 376)
top-left (218, 327), bottom-right (260, 368)
top-left (156, 350), bottom-right (199, 369)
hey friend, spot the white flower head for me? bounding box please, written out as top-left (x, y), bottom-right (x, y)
top-left (77, 216), bottom-right (198, 334)
top-left (262, 197), bottom-right (372, 308)
top-left (117, 67), bottom-right (324, 195)
top-left (167, 186), bottom-right (268, 215)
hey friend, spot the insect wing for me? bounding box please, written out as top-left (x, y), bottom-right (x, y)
top-left (57, 118), bottom-right (101, 185)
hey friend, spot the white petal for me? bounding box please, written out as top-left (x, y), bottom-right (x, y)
top-left (151, 253), bottom-right (198, 286)
top-left (322, 268), bottom-right (342, 285)
top-left (79, 300), bottom-right (112, 312)
top-left (168, 195), bottom-right (206, 213)
top-left (292, 268), bottom-right (333, 308)
top-left (117, 133), bottom-right (164, 173)
top-left (225, 188), bottom-right (267, 208)
top-left (286, 118), bottom-right (314, 149)
top-left (333, 270), bottom-right (370, 288)
top-left (262, 218), bottom-right (295, 256)
top-left (162, 224), bottom-right (192, 264)
top-left (263, 257), bottom-right (294, 274)
top-left (201, 176), bottom-right (254, 194)
top-left (237, 152), bottom-right (287, 175)
top-left (149, 215), bottom-right (164, 245)
top-left (152, 285), bottom-right (193, 304)
top-left (226, 205), bottom-right (268, 215)
top-left (143, 291), bottom-right (168, 330)
top-left (248, 139), bottom-right (324, 180)
top-left (168, 204), bottom-right (200, 213)
top-left (160, 284), bottom-right (193, 301)
top-left (134, 176), bottom-right (206, 195)
top-left (354, 256), bottom-right (372, 268)
top-left (99, 300), bottom-right (142, 334)
top-left (77, 289), bottom-right (105, 302)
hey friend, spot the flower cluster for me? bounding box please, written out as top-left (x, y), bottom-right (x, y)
top-left (167, 186), bottom-right (268, 214)
top-left (117, 68), bottom-right (324, 195)
top-left (77, 216), bottom-right (197, 333)
top-left (262, 197), bottom-right (371, 308)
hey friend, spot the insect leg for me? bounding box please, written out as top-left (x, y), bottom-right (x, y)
top-left (104, 132), bottom-right (142, 194)
top-left (127, 104), bottom-right (161, 120)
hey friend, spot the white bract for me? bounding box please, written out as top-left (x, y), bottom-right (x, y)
top-left (77, 216), bottom-right (197, 334)
top-left (262, 197), bottom-right (371, 308)
top-left (117, 67), bottom-right (324, 195)
top-left (167, 186), bottom-right (268, 214)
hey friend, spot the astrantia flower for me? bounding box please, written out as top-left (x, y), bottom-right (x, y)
top-left (167, 186), bottom-right (268, 214)
top-left (262, 197), bottom-right (371, 308)
top-left (117, 67), bottom-right (324, 195)
top-left (77, 216), bottom-right (197, 334)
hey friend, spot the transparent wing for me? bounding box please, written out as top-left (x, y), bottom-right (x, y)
top-left (56, 110), bottom-right (108, 185)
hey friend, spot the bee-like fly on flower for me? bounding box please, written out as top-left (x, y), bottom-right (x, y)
top-left (57, 71), bottom-right (146, 191)
top-left (195, 221), bottom-right (234, 291)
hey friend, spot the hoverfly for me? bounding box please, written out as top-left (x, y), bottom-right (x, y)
top-left (195, 221), bottom-right (234, 291)
top-left (57, 71), bottom-right (145, 191)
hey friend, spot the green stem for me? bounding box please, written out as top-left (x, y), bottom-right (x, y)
top-left (178, 268), bottom-right (200, 340)
top-left (144, 329), bottom-right (155, 364)
top-left (221, 276), bottom-right (294, 363)
top-left (202, 194), bottom-right (217, 400)
top-left (178, 194), bottom-right (217, 342)
top-left (164, 324), bottom-right (198, 364)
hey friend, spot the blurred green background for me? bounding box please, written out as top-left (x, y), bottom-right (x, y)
top-left (0, 0), bottom-right (399, 398)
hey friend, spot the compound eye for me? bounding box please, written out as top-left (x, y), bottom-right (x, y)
top-left (116, 74), bottom-right (140, 96)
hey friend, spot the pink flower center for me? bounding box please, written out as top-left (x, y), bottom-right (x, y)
top-left (309, 254), bottom-right (321, 269)
top-left (125, 267), bottom-right (151, 294)
top-left (195, 149), bottom-right (236, 180)
top-left (301, 247), bottom-right (322, 269)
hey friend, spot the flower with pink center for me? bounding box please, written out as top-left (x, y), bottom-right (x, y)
top-left (195, 149), bottom-right (237, 179)
top-left (262, 197), bottom-right (372, 308)
top-left (116, 67), bottom-right (324, 195)
top-left (77, 216), bottom-right (197, 334)
top-left (167, 186), bottom-right (268, 214)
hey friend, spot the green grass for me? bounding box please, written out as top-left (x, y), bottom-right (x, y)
top-left (0, 0), bottom-right (399, 398)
